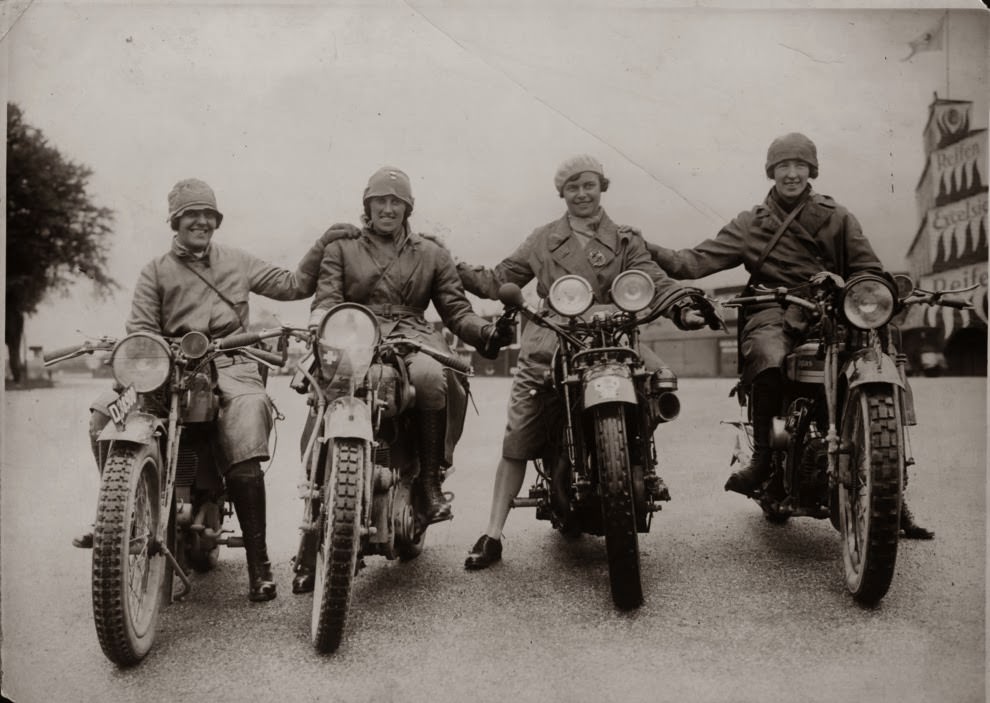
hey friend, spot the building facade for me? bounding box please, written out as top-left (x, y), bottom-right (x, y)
top-left (903, 97), bottom-right (988, 376)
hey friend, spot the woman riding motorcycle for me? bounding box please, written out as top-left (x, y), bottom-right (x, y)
top-left (291, 166), bottom-right (509, 593)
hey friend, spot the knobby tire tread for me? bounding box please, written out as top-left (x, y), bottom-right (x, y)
top-left (313, 439), bottom-right (363, 653)
top-left (595, 404), bottom-right (643, 610)
top-left (844, 389), bottom-right (902, 604)
top-left (92, 445), bottom-right (163, 666)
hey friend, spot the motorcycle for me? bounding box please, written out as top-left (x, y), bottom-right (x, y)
top-left (44, 326), bottom-right (300, 666)
top-left (496, 272), bottom-right (721, 610)
top-left (293, 303), bottom-right (473, 653)
top-left (722, 273), bottom-right (975, 604)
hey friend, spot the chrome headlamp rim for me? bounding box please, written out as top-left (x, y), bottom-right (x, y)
top-left (610, 270), bottom-right (656, 313)
top-left (315, 303), bottom-right (381, 372)
top-left (548, 275), bottom-right (594, 317)
top-left (840, 273), bottom-right (896, 330)
top-left (179, 330), bottom-right (211, 359)
top-left (109, 332), bottom-right (172, 393)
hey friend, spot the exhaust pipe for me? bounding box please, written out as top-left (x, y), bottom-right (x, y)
top-left (653, 391), bottom-right (681, 423)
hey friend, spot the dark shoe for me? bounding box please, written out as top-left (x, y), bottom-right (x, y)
top-left (900, 503), bottom-right (935, 540)
top-left (292, 565), bottom-right (315, 594)
top-left (72, 528), bottom-right (94, 549)
top-left (227, 469), bottom-right (277, 602)
top-left (724, 451), bottom-right (771, 496)
top-left (464, 535), bottom-right (502, 570)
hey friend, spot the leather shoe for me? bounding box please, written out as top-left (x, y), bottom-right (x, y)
top-left (464, 534), bottom-right (502, 570)
top-left (72, 528), bottom-right (94, 549)
top-left (292, 566), bottom-right (315, 594)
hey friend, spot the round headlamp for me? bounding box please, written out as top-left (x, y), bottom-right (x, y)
top-left (611, 270), bottom-right (655, 312)
top-left (841, 274), bottom-right (896, 330)
top-left (179, 331), bottom-right (211, 359)
top-left (548, 275), bottom-right (594, 317)
top-left (110, 333), bottom-right (172, 392)
top-left (316, 304), bottom-right (381, 378)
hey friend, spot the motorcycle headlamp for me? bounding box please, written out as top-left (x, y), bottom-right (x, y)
top-left (110, 332), bottom-right (172, 393)
top-left (610, 270), bottom-right (655, 313)
top-left (841, 274), bottom-right (896, 330)
top-left (548, 275), bottom-right (594, 317)
top-left (316, 304), bottom-right (380, 379)
top-left (179, 331), bottom-right (211, 359)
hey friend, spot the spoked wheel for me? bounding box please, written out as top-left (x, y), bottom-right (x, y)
top-left (92, 443), bottom-right (168, 666)
top-left (594, 403), bottom-right (643, 610)
top-left (838, 388), bottom-right (903, 605)
top-left (311, 438), bottom-right (365, 653)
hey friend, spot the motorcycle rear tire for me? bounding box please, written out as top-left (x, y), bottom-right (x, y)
top-left (594, 403), bottom-right (643, 610)
top-left (91, 442), bottom-right (168, 666)
top-left (311, 438), bottom-right (364, 653)
top-left (838, 387), bottom-right (902, 605)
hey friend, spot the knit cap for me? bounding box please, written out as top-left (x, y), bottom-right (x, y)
top-left (554, 155), bottom-right (605, 192)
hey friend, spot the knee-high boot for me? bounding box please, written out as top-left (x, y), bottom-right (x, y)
top-left (725, 371), bottom-right (780, 496)
top-left (227, 465), bottom-right (277, 602)
top-left (418, 410), bottom-right (452, 523)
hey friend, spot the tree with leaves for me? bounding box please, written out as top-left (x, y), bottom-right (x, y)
top-left (6, 102), bottom-right (117, 382)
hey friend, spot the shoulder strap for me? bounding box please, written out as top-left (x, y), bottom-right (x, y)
top-left (173, 253), bottom-right (247, 328)
top-left (751, 199), bottom-right (808, 278)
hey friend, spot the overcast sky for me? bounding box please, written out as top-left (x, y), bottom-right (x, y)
top-left (4, 1), bottom-right (988, 348)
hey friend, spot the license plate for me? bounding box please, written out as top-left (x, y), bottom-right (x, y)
top-left (107, 385), bottom-right (138, 429)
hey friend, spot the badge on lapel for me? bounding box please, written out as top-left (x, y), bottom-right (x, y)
top-left (588, 248), bottom-right (607, 267)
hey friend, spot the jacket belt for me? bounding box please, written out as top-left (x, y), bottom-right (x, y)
top-left (367, 303), bottom-right (426, 321)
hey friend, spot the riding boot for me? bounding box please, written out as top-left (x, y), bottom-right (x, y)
top-left (291, 528), bottom-right (318, 594)
top-left (227, 467), bottom-right (277, 602)
top-left (418, 410), bottom-right (452, 523)
top-left (725, 372), bottom-right (779, 496)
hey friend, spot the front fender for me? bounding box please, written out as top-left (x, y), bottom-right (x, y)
top-left (96, 411), bottom-right (164, 445)
top-left (324, 396), bottom-right (373, 441)
top-left (842, 348), bottom-right (904, 390)
top-left (582, 364), bottom-right (637, 409)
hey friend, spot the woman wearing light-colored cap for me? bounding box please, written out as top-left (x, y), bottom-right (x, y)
top-left (644, 133), bottom-right (932, 538)
top-left (456, 155), bottom-right (707, 570)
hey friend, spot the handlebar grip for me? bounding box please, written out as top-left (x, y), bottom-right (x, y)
top-left (44, 344), bottom-right (86, 362)
top-left (417, 345), bottom-right (473, 374)
top-left (246, 348), bottom-right (285, 366)
top-left (218, 332), bottom-right (263, 350)
top-left (940, 297), bottom-right (971, 309)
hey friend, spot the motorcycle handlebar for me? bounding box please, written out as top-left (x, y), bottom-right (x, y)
top-left (725, 293), bottom-right (819, 312)
top-left (414, 344), bottom-right (473, 375)
top-left (217, 332), bottom-right (264, 350)
top-left (241, 347), bottom-right (286, 367)
top-left (43, 344), bottom-right (89, 363)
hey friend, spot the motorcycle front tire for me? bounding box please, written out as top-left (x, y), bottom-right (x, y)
top-left (91, 442), bottom-right (168, 666)
top-left (311, 437), bottom-right (365, 654)
top-left (594, 403), bottom-right (643, 610)
top-left (837, 387), bottom-right (903, 605)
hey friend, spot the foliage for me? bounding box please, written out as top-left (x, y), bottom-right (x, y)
top-left (6, 102), bottom-right (118, 380)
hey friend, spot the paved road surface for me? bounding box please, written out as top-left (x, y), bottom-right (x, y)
top-left (2, 375), bottom-right (985, 703)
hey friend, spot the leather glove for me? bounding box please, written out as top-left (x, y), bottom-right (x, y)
top-left (672, 303), bottom-right (707, 330)
top-left (478, 321), bottom-right (514, 360)
top-left (810, 271), bottom-right (845, 289)
top-left (319, 222), bottom-right (362, 246)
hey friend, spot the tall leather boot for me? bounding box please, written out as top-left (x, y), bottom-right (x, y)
top-left (418, 410), bottom-right (452, 523)
top-left (227, 466), bottom-right (277, 602)
top-left (725, 372), bottom-right (780, 496)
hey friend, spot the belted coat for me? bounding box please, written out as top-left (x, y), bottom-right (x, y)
top-left (646, 188), bottom-right (882, 383)
top-left (458, 210), bottom-right (686, 367)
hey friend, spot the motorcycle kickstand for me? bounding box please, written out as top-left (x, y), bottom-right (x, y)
top-left (159, 543), bottom-right (192, 601)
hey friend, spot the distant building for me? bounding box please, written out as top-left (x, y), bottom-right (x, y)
top-left (903, 96), bottom-right (988, 376)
